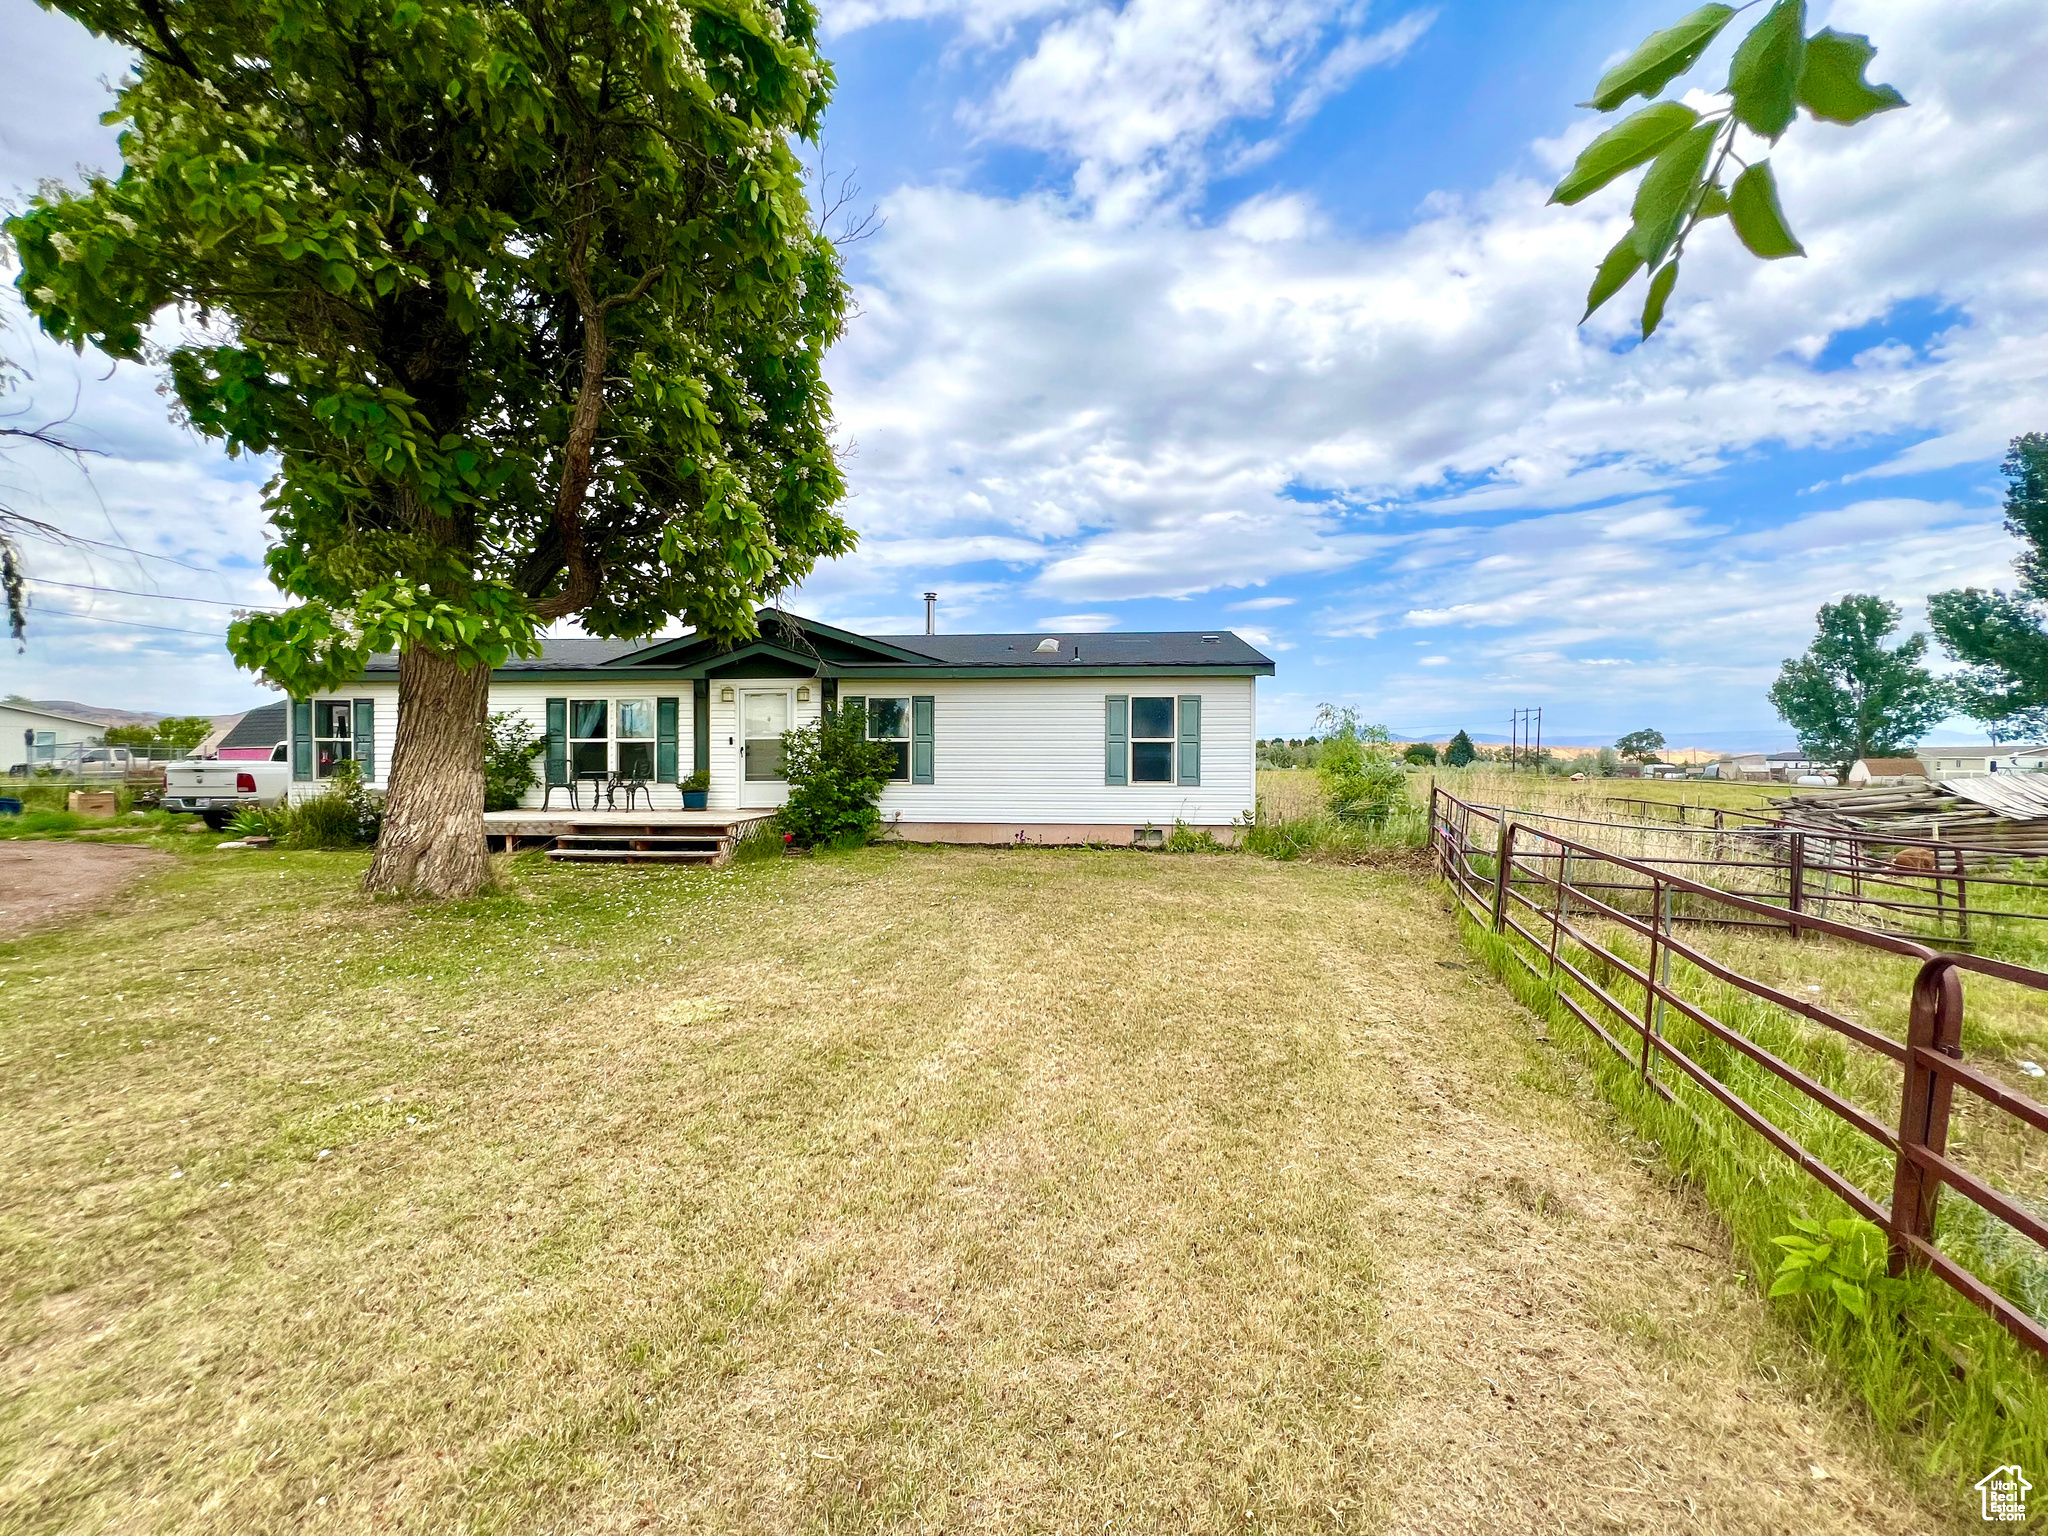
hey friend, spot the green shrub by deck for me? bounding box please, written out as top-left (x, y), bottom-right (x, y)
top-left (776, 705), bottom-right (895, 849)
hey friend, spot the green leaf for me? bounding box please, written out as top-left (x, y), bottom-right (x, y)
top-left (1797, 28), bottom-right (1906, 124)
top-left (1551, 102), bottom-right (1701, 206)
top-left (1727, 0), bottom-right (1806, 139)
top-left (1584, 5), bottom-right (1738, 111)
top-left (1695, 182), bottom-right (1730, 220)
top-left (1729, 162), bottom-right (1805, 257)
top-left (1582, 233), bottom-right (1644, 321)
top-left (1629, 120), bottom-right (1719, 267)
top-left (1641, 260), bottom-right (1679, 338)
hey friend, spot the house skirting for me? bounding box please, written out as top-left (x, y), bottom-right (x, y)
top-left (885, 821), bottom-right (1242, 847)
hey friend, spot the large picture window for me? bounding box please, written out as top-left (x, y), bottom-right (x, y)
top-left (569, 699), bottom-right (609, 777)
top-left (616, 699), bottom-right (655, 779)
top-left (313, 700), bottom-right (354, 779)
top-left (867, 696), bottom-right (911, 781)
top-left (566, 697), bottom-right (658, 779)
top-left (1130, 696), bottom-right (1175, 783)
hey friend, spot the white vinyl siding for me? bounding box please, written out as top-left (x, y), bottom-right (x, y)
top-left (861, 675), bottom-right (1253, 826)
top-left (305, 673), bottom-right (1253, 823)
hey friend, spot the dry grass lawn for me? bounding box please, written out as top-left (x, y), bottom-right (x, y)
top-left (0, 840), bottom-right (1970, 1532)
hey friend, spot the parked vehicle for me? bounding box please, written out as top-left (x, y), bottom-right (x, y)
top-left (162, 743), bottom-right (291, 829)
top-left (28, 745), bottom-right (139, 779)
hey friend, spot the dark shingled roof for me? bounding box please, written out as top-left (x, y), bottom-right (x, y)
top-left (874, 631), bottom-right (1273, 669)
top-left (219, 701), bottom-right (289, 750)
top-left (358, 621), bottom-right (1273, 674)
top-left (364, 638), bottom-right (647, 672)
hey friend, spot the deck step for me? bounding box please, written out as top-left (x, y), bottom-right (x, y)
top-left (546, 847), bottom-right (722, 864)
top-left (554, 834), bottom-right (727, 849)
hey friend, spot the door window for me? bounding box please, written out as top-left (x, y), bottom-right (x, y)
top-left (743, 693), bottom-right (791, 781)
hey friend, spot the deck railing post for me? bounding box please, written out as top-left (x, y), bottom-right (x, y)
top-left (1889, 960), bottom-right (1965, 1277)
top-left (1492, 821), bottom-right (1516, 934)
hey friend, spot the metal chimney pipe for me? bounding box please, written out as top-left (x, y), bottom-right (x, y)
top-left (924, 591), bottom-right (937, 635)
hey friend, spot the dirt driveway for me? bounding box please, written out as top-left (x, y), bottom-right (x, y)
top-left (0, 838), bottom-right (166, 936)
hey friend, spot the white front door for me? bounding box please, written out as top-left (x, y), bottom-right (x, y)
top-left (739, 690), bottom-right (793, 807)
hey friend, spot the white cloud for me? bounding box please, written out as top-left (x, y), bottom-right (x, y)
top-left (1229, 595), bottom-right (1295, 610)
top-left (820, 0), bottom-right (1076, 43)
top-left (976, 0), bottom-right (1423, 215)
top-left (826, 0), bottom-right (2048, 635)
top-left (1283, 8), bottom-right (1434, 125)
top-left (1036, 612), bottom-right (1118, 629)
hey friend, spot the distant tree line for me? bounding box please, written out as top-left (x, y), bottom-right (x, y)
top-left (1770, 432), bottom-right (2048, 774)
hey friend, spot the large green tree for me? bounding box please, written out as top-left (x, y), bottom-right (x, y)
top-left (1767, 595), bottom-right (1950, 773)
top-left (10, 0), bottom-right (852, 895)
top-left (1614, 727), bottom-right (1666, 762)
top-left (1552, 1), bottom-right (1905, 338)
top-left (1927, 434), bottom-right (2048, 743)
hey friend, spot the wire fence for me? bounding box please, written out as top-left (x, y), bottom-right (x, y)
top-left (1430, 785), bottom-right (2048, 1361)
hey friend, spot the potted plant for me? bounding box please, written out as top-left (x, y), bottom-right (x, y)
top-left (679, 769), bottom-right (711, 810)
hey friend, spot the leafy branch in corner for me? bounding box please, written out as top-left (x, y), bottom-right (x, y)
top-left (1552, 0), bottom-right (1905, 339)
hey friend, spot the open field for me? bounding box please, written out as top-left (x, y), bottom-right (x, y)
top-left (1254, 768), bottom-right (1793, 829)
top-left (0, 837), bottom-right (1968, 1533)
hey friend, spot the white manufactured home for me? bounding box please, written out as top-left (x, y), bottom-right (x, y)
top-left (289, 611), bottom-right (1275, 845)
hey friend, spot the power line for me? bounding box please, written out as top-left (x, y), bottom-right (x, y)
top-left (28, 577), bottom-right (281, 611)
top-left (15, 526), bottom-right (227, 575)
top-left (33, 607), bottom-right (227, 639)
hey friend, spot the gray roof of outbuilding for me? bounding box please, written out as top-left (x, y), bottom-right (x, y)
top-left (877, 631), bottom-right (1274, 669)
top-left (219, 701), bottom-right (289, 749)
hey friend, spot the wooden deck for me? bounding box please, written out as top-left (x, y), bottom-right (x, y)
top-left (482, 809), bottom-right (777, 865)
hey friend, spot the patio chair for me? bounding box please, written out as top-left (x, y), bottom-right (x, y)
top-left (540, 758), bottom-right (581, 811)
top-left (607, 772), bottom-right (650, 811)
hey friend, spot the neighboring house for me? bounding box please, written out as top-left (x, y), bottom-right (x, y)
top-left (294, 611), bottom-right (1276, 843)
top-left (215, 702), bottom-right (291, 761)
top-left (1847, 756), bottom-right (1929, 787)
top-left (1728, 753), bottom-right (1772, 778)
top-left (1, 701), bottom-right (105, 773)
top-left (1766, 751), bottom-right (1820, 777)
top-left (1917, 742), bottom-right (2048, 777)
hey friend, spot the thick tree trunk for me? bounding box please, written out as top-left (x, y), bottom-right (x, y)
top-left (365, 646), bottom-right (491, 898)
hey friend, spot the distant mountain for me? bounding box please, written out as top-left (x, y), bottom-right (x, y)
top-left (27, 700), bottom-right (165, 728)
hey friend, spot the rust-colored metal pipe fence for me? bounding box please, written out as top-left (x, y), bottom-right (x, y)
top-left (1448, 798), bottom-right (2048, 952)
top-left (1430, 785), bottom-right (2048, 1361)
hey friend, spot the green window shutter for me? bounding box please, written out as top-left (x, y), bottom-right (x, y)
top-left (657, 697), bottom-right (680, 781)
top-left (545, 697), bottom-right (568, 787)
top-left (1177, 695), bottom-right (1201, 787)
top-left (290, 699), bottom-right (312, 782)
top-left (352, 698), bottom-right (376, 782)
top-left (692, 681), bottom-right (710, 778)
top-left (1105, 695), bottom-right (1128, 786)
top-left (912, 696), bottom-right (935, 784)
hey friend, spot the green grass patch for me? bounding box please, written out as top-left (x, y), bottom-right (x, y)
top-left (1458, 904), bottom-right (2048, 1493)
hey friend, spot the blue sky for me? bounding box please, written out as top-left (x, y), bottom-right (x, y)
top-left (4, 0), bottom-right (2046, 748)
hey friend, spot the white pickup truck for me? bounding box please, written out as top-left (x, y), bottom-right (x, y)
top-left (162, 744), bottom-right (293, 830)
